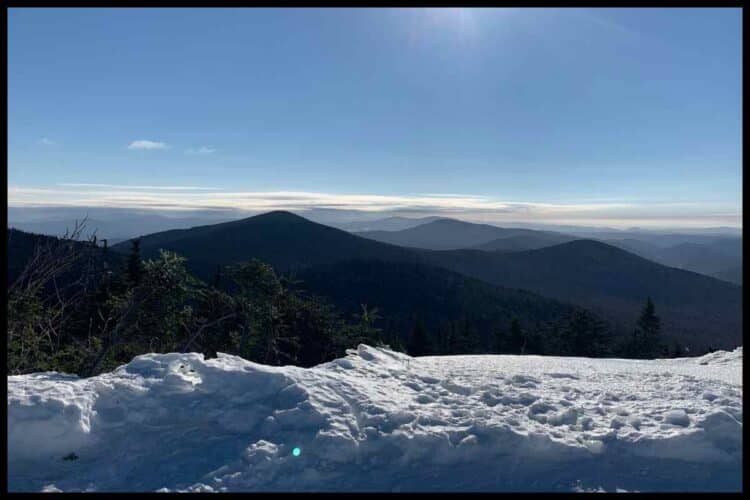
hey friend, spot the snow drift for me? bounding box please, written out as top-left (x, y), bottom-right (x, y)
top-left (8, 345), bottom-right (743, 492)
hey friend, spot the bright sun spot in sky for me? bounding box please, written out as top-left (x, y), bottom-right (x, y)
top-left (421, 7), bottom-right (479, 38)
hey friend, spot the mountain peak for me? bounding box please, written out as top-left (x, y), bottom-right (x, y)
top-left (254, 210), bottom-right (308, 220)
top-left (233, 210), bottom-right (313, 225)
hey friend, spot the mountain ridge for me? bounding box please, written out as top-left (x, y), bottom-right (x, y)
top-left (112, 211), bottom-right (743, 350)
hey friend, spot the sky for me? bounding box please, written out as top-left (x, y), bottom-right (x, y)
top-left (7, 8), bottom-right (742, 228)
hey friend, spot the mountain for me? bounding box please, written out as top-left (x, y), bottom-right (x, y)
top-left (356, 218), bottom-right (576, 251)
top-left (294, 259), bottom-right (577, 350)
top-left (7, 228), bottom-right (120, 287)
top-left (113, 212), bottom-right (742, 351)
top-left (604, 237), bottom-right (742, 285)
top-left (473, 233), bottom-right (577, 251)
top-left (337, 216), bottom-right (444, 233)
top-left (113, 211), bottom-right (420, 275)
top-left (8, 214), bottom-right (237, 243)
top-left (424, 240), bottom-right (742, 350)
top-left (712, 266), bottom-right (743, 286)
top-left (582, 230), bottom-right (740, 247)
top-left (110, 212), bottom-right (583, 347)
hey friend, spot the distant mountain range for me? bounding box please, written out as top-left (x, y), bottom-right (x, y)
top-left (8, 214), bottom-right (236, 245)
top-left (356, 219), bottom-right (577, 251)
top-left (10, 207), bottom-right (741, 285)
top-left (109, 211), bottom-right (742, 351)
top-left (336, 216), bottom-right (445, 233)
top-left (354, 218), bottom-right (742, 285)
top-left (423, 240), bottom-right (742, 350)
top-left (603, 237), bottom-right (742, 285)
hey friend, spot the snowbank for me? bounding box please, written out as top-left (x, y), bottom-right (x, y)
top-left (8, 346), bottom-right (743, 492)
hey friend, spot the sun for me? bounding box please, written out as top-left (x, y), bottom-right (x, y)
top-left (424, 7), bottom-right (474, 30)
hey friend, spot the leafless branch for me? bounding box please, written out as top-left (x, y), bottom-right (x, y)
top-left (180, 314), bottom-right (236, 353)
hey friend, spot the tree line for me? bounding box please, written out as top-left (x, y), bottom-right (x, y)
top-left (404, 296), bottom-right (673, 359)
top-left (8, 227), bottom-right (677, 377)
top-left (8, 231), bottom-right (380, 376)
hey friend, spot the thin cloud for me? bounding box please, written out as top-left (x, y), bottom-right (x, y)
top-left (185, 146), bottom-right (216, 155)
top-left (38, 137), bottom-right (55, 146)
top-left (128, 140), bottom-right (169, 150)
top-left (7, 185), bottom-right (740, 228)
top-left (58, 183), bottom-right (222, 191)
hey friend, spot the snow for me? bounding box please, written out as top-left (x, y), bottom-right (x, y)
top-left (7, 345), bottom-right (743, 492)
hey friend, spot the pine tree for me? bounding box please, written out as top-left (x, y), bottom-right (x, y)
top-left (125, 238), bottom-right (143, 287)
top-left (439, 322), bottom-right (453, 355)
top-left (507, 318), bottom-right (527, 355)
top-left (353, 303), bottom-right (382, 345)
top-left (449, 318), bottom-right (479, 354)
top-left (671, 341), bottom-right (684, 358)
top-left (494, 327), bottom-right (506, 354)
top-left (408, 319), bottom-right (429, 356)
top-left (381, 319), bottom-right (404, 352)
top-left (564, 309), bottom-right (611, 357)
top-left (631, 297), bottom-right (663, 359)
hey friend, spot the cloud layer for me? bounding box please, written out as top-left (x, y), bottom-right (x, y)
top-left (6, 185), bottom-right (742, 228)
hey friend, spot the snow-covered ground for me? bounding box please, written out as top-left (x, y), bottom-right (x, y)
top-left (8, 345), bottom-right (743, 492)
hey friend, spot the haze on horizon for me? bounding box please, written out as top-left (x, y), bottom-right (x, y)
top-left (8, 8), bottom-right (742, 229)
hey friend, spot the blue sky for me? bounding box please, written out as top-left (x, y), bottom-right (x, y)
top-left (8, 8), bottom-right (742, 227)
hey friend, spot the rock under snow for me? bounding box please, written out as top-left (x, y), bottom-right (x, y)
top-left (7, 345), bottom-right (743, 492)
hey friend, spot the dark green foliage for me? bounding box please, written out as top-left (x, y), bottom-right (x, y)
top-left (626, 298), bottom-right (665, 359)
top-left (125, 238), bottom-right (143, 287)
top-left (295, 259), bottom-right (577, 356)
top-left (426, 239), bottom-right (742, 352)
top-left (407, 319), bottom-right (429, 356)
top-left (8, 233), bottom-right (383, 376)
top-left (493, 327), bottom-right (505, 354)
top-left (11, 219), bottom-right (720, 376)
top-left (110, 212), bottom-right (741, 352)
top-left (671, 341), bottom-right (685, 358)
top-left (508, 318), bottom-right (526, 354)
top-left (449, 318), bottom-right (481, 354)
top-left (7, 226), bottom-right (117, 375)
top-left (559, 309), bottom-right (612, 357)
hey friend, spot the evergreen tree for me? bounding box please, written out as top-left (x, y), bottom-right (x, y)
top-left (670, 341), bottom-right (684, 358)
top-left (524, 326), bottom-right (546, 355)
top-left (630, 297), bottom-right (663, 359)
top-left (408, 319), bottom-right (429, 356)
top-left (494, 327), bottom-right (506, 354)
top-left (449, 318), bottom-right (480, 354)
top-left (351, 303), bottom-right (382, 346)
top-left (563, 309), bottom-right (611, 357)
top-left (508, 318), bottom-right (526, 354)
top-left (438, 322), bottom-right (453, 355)
top-left (381, 318), bottom-right (405, 352)
top-left (125, 238), bottom-right (143, 287)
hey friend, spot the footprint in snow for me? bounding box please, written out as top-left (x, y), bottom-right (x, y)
top-left (547, 372), bottom-right (580, 380)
